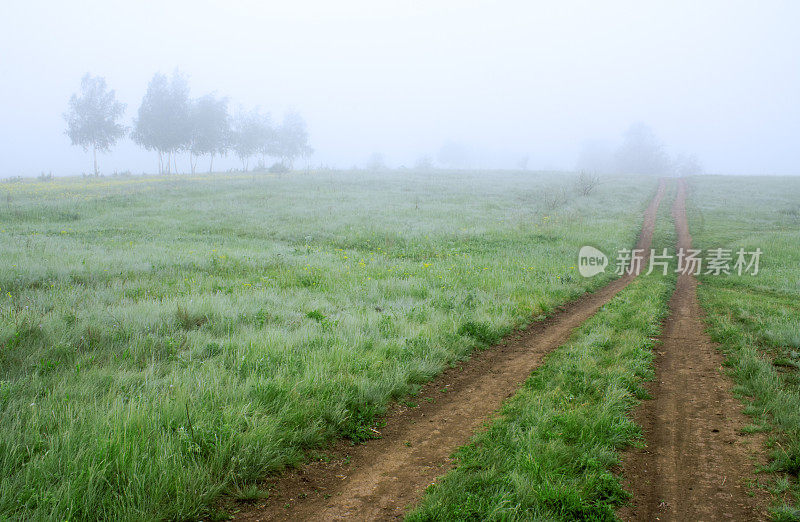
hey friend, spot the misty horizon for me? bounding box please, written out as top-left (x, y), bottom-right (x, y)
top-left (2, 1), bottom-right (799, 177)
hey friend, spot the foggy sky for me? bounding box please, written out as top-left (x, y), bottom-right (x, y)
top-left (1, 0), bottom-right (799, 177)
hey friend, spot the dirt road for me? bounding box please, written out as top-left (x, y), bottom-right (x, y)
top-left (235, 181), bottom-right (666, 521)
top-left (619, 178), bottom-right (767, 521)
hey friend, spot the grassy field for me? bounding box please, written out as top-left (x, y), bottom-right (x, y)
top-left (0, 170), bottom-right (656, 520)
top-left (408, 181), bottom-right (677, 520)
top-left (688, 175), bottom-right (800, 520)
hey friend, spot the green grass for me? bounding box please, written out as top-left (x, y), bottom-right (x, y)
top-left (407, 182), bottom-right (677, 521)
top-left (0, 170), bottom-right (656, 520)
top-left (687, 175), bottom-right (800, 520)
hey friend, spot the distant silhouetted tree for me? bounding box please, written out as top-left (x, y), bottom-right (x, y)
top-left (614, 123), bottom-right (671, 175)
top-left (64, 73), bottom-right (126, 176)
top-left (189, 94), bottom-right (230, 174)
top-left (366, 152), bottom-right (386, 171)
top-left (230, 107), bottom-right (269, 171)
top-left (414, 155), bottom-right (434, 170)
top-left (255, 112), bottom-right (276, 170)
top-left (133, 70), bottom-right (192, 174)
top-left (673, 153), bottom-right (703, 177)
top-left (272, 111), bottom-right (312, 168)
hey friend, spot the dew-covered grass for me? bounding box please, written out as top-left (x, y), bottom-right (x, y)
top-left (0, 169), bottom-right (656, 520)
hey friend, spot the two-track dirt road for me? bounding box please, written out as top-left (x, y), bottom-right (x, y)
top-left (619, 178), bottom-right (767, 521)
top-left (236, 178), bottom-right (766, 521)
top-left (234, 184), bottom-right (666, 521)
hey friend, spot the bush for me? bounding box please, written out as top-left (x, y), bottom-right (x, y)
top-left (268, 162), bottom-right (289, 174)
top-left (575, 171), bottom-right (600, 196)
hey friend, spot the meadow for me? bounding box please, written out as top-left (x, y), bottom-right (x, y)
top-left (688, 175), bottom-right (800, 519)
top-left (0, 170), bottom-right (657, 520)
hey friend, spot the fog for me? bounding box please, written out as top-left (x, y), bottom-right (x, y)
top-left (2, 0), bottom-right (799, 177)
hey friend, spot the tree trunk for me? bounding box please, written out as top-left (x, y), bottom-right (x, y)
top-left (173, 152), bottom-right (178, 175)
top-left (209, 154), bottom-right (214, 173)
top-left (93, 145), bottom-right (98, 176)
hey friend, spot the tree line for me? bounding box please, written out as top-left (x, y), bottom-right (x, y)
top-left (575, 122), bottom-right (703, 177)
top-left (64, 71), bottom-right (312, 176)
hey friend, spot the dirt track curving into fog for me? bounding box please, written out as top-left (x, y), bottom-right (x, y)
top-left (618, 178), bottom-right (767, 521)
top-left (233, 180), bottom-right (666, 521)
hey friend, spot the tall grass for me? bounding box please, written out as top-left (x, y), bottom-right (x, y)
top-left (0, 170), bottom-right (656, 520)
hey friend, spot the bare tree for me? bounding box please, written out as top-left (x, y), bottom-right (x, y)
top-left (575, 171), bottom-right (600, 196)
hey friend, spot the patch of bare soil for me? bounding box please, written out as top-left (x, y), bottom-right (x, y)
top-left (234, 181), bottom-right (666, 521)
top-left (619, 178), bottom-right (768, 521)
